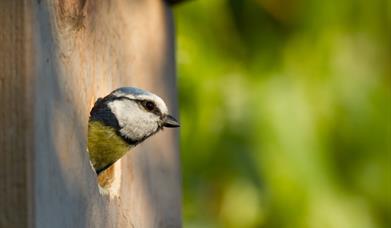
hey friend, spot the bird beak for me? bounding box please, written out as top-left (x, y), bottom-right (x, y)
top-left (163, 115), bottom-right (180, 128)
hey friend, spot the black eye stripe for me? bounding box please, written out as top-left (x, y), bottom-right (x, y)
top-left (115, 96), bottom-right (162, 116)
top-left (141, 100), bottom-right (162, 116)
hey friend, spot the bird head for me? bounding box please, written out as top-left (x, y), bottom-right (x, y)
top-left (89, 87), bottom-right (179, 146)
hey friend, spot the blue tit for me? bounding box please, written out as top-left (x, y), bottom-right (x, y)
top-left (88, 87), bottom-right (180, 174)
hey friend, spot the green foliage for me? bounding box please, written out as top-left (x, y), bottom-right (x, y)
top-left (174, 0), bottom-right (390, 227)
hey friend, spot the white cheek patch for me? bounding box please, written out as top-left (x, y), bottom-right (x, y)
top-left (108, 99), bottom-right (160, 141)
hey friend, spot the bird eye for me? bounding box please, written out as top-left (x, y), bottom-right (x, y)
top-left (143, 101), bottom-right (155, 112)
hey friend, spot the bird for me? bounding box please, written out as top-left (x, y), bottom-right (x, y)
top-left (87, 87), bottom-right (179, 175)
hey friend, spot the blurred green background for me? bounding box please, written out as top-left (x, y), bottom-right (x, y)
top-left (173, 0), bottom-right (390, 227)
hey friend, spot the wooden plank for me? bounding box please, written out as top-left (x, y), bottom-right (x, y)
top-left (1, 0), bottom-right (181, 227)
top-left (34, 0), bottom-right (181, 227)
top-left (0, 0), bottom-right (34, 227)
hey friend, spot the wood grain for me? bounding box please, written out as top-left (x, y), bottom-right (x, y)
top-left (1, 0), bottom-right (181, 227)
top-left (0, 0), bottom-right (34, 227)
